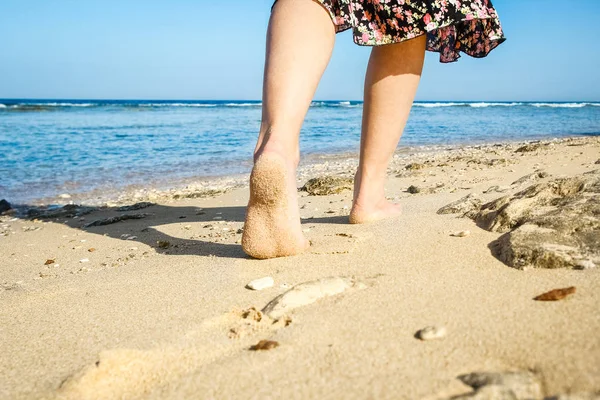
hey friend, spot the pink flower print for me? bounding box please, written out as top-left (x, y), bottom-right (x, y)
top-left (423, 13), bottom-right (431, 25)
top-left (374, 28), bottom-right (383, 41)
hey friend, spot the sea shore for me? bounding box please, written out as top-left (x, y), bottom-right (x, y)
top-left (1, 136), bottom-right (599, 399)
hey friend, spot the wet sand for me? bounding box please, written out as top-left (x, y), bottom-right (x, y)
top-left (1, 136), bottom-right (599, 399)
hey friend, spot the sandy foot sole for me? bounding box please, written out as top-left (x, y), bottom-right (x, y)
top-left (242, 154), bottom-right (308, 259)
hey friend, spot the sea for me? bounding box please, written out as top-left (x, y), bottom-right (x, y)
top-left (1, 99), bottom-right (599, 205)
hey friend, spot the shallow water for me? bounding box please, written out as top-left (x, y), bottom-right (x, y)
top-left (1, 99), bottom-right (599, 203)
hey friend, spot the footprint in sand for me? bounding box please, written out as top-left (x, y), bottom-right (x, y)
top-left (55, 276), bottom-right (368, 400)
top-left (261, 276), bottom-right (367, 319)
top-left (308, 232), bottom-right (374, 255)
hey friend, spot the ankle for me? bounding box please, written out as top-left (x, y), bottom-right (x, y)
top-left (254, 141), bottom-right (299, 166)
top-left (353, 170), bottom-right (387, 207)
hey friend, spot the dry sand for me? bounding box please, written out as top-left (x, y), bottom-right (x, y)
top-left (1, 137), bottom-right (599, 399)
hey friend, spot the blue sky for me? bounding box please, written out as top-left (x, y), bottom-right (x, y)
top-left (1, 0), bottom-right (599, 101)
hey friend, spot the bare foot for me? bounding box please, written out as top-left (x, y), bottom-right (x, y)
top-left (348, 198), bottom-right (402, 224)
top-left (242, 153), bottom-right (309, 259)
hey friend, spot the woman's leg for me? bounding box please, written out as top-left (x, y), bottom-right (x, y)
top-left (350, 36), bottom-right (426, 224)
top-left (242, 0), bottom-right (335, 259)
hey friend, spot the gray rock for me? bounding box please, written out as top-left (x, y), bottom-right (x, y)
top-left (0, 199), bottom-right (11, 213)
top-left (511, 171), bottom-right (549, 187)
top-left (484, 185), bottom-right (510, 194)
top-left (437, 194), bottom-right (483, 218)
top-left (27, 204), bottom-right (97, 219)
top-left (475, 177), bottom-right (588, 233)
top-left (116, 202), bottom-right (154, 211)
top-left (407, 185), bottom-right (421, 194)
top-left (172, 189), bottom-right (226, 199)
top-left (84, 213), bottom-right (150, 228)
top-left (454, 371), bottom-right (542, 400)
top-left (300, 176), bottom-right (353, 196)
top-left (515, 143), bottom-right (542, 153)
top-left (475, 171), bottom-right (600, 269)
top-left (405, 162), bottom-right (426, 170)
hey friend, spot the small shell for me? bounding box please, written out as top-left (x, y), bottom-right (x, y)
top-left (246, 277), bottom-right (274, 291)
top-left (416, 326), bottom-right (447, 340)
top-left (450, 230), bottom-right (470, 237)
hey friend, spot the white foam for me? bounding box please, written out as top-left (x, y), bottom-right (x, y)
top-left (0, 104), bottom-right (6, 108)
top-left (338, 101), bottom-right (351, 106)
top-left (140, 103), bottom-right (217, 107)
top-left (468, 102), bottom-right (523, 107)
top-left (413, 102), bottom-right (464, 107)
top-left (223, 103), bottom-right (261, 107)
top-left (531, 103), bottom-right (588, 108)
top-left (37, 102), bottom-right (96, 107)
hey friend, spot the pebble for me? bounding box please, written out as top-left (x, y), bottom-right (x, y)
top-left (249, 340), bottom-right (279, 351)
top-left (450, 230), bottom-right (470, 237)
top-left (79, 258), bottom-right (90, 263)
top-left (246, 276), bottom-right (275, 291)
top-left (407, 185), bottom-right (421, 194)
top-left (416, 326), bottom-right (447, 340)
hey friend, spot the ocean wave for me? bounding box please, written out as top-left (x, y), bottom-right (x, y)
top-left (223, 103), bottom-right (262, 107)
top-left (531, 103), bottom-right (589, 108)
top-left (3, 103), bottom-right (98, 110)
top-left (32, 102), bottom-right (96, 107)
top-left (468, 102), bottom-right (524, 107)
top-left (2, 101), bottom-right (597, 111)
top-left (413, 102), bottom-right (465, 107)
top-left (137, 103), bottom-right (218, 107)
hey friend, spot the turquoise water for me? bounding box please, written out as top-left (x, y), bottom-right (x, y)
top-left (1, 99), bottom-right (599, 204)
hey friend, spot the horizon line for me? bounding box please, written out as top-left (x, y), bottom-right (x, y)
top-left (2, 98), bottom-right (600, 103)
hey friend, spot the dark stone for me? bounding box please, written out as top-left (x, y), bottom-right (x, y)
top-left (0, 199), bottom-right (11, 213)
top-left (301, 176), bottom-right (353, 196)
top-left (407, 185), bottom-right (421, 194)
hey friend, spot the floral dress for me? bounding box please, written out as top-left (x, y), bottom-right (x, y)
top-left (275, 0), bottom-right (505, 63)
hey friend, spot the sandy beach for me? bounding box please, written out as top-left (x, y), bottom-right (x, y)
top-left (1, 136), bottom-right (599, 399)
